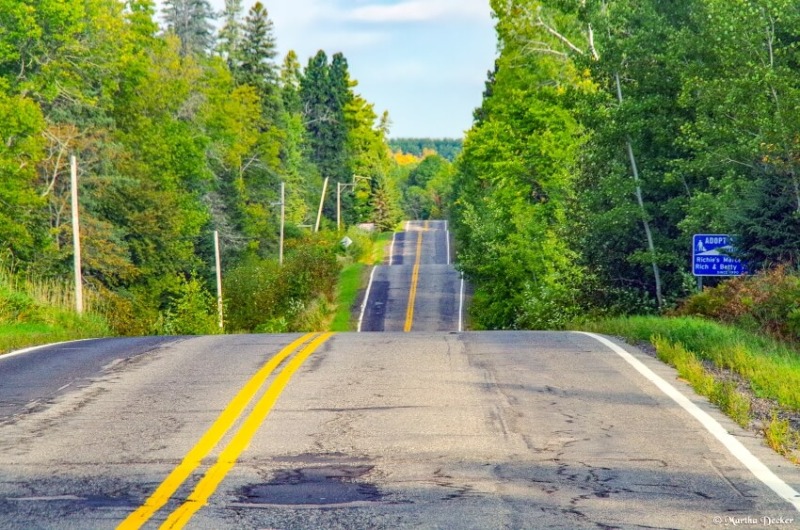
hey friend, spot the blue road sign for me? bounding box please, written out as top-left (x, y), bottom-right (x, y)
top-left (692, 234), bottom-right (746, 277)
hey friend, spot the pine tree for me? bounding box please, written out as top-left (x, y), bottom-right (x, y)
top-left (217, 0), bottom-right (243, 73)
top-left (300, 51), bottom-right (353, 185)
top-left (301, 50), bottom-right (333, 168)
top-left (162, 0), bottom-right (216, 57)
top-left (327, 52), bottom-right (353, 183)
top-left (280, 50), bottom-right (303, 115)
top-left (238, 2), bottom-right (279, 105)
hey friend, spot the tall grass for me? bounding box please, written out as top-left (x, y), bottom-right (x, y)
top-left (579, 316), bottom-right (800, 410)
top-left (0, 265), bottom-right (110, 354)
top-left (0, 266), bottom-right (72, 311)
top-left (331, 263), bottom-right (366, 331)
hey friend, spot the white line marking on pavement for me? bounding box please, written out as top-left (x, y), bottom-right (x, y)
top-left (10, 495), bottom-right (85, 502)
top-left (357, 266), bottom-right (379, 333)
top-left (0, 338), bottom-right (97, 362)
top-left (577, 331), bottom-right (800, 512)
top-left (390, 232), bottom-right (396, 265)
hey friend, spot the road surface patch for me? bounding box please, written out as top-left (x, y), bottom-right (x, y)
top-left (117, 332), bottom-right (326, 529)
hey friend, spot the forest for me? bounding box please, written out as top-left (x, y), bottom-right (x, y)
top-left (452, 0), bottom-right (800, 330)
top-left (388, 138), bottom-right (463, 162)
top-left (0, 0), bottom-right (456, 335)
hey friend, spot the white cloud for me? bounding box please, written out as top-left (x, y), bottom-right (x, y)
top-left (347, 0), bottom-right (490, 24)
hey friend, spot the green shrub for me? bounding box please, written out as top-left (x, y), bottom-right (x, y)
top-left (0, 286), bottom-right (38, 323)
top-left (677, 265), bottom-right (800, 343)
top-left (153, 275), bottom-right (220, 336)
top-left (224, 236), bottom-right (341, 333)
top-left (764, 414), bottom-right (798, 460)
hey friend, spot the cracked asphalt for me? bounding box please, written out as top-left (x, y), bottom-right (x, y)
top-left (2, 331), bottom-right (800, 528)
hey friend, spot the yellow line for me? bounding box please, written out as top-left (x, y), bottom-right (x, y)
top-left (160, 332), bottom-right (335, 529)
top-left (117, 332), bottom-right (319, 530)
top-left (404, 229), bottom-right (424, 332)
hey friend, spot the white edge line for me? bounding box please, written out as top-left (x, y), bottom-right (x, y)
top-left (576, 331), bottom-right (800, 512)
top-left (0, 338), bottom-right (99, 362)
top-left (458, 273), bottom-right (465, 333)
top-left (390, 232), bottom-right (396, 265)
top-left (357, 266), bottom-right (379, 333)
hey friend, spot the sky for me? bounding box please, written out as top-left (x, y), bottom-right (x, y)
top-left (158, 0), bottom-right (498, 138)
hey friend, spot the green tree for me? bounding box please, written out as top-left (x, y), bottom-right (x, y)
top-left (0, 89), bottom-right (47, 263)
top-left (217, 0), bottom-right (243, 73)
top-left (300, 51), bottom-right (351, 184)
top-left (452, 0), bottom-right (588, 329)
top-left (676, 0), bottom-right (800, 268)
top-left (238, 1), bottom-right (280, 115)
top-left (162, 0), bottom-right (216, 57)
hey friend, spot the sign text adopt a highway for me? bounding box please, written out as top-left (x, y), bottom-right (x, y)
top-left (692, 234), bottom-right (746, 277)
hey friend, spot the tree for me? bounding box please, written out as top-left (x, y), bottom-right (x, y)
top-left (676, 0), bottom-right (800, 270)
top-left (280, 50), bottom-right (303, 114)
top-left (0, 90), bottom-right (47, 263)
top-left (161, 0), bottom-right (215, 57)
top-left (217, 0), bottom-right (243, 72)
top-left (300, 51), bottom-right (352, 182)
top-left (238, 2), bottom-right (279, 107)
top-left (451, 0), bottom-right (588, 329)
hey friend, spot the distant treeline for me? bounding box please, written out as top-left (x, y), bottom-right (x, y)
top-left (389, 138), bottom-right (463, 162)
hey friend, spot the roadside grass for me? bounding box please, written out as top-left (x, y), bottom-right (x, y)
top-left (0, 319), bottom-right (110, 355)
top-left (370, 232), bottom-right (394, 265)
top-left (579, 316), bottom-right (800, 460)
top-left (0, 267), bottom-right (112, 356)
top-left (331, 263), bottom-right (366, 331)
top-left (330, 231), bottom-right (395, 332)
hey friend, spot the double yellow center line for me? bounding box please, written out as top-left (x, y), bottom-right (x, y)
top-left (404, 221), bottom-right (427, 332)
top-left (118, 332), bottom-right (334, 530)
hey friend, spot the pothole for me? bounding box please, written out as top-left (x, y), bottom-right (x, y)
top-left (236, 465), bottom-right (382, 506)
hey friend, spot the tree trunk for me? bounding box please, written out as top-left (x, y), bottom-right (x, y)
top-left (615, 73), bottom-right (664, 308)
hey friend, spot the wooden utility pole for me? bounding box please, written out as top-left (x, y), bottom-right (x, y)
top-left (70, 156), bottom-right (84, 315)
top-left (337, 182), bottom-right (343, 232)
top-left (279, 182), bottom-right (285, 265)
top-left (315, 177), bottom-right (328, 233)
top-left (214, 230), bottom-right (223, 330)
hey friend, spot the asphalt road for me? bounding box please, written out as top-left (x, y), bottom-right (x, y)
top-left (1, 222), bottom-right (800, 529)
top-left (2, 332), bottom-right (800, 529)
top-left (360, 220), bottom-right (465, 332)
top-left (0, 337), bottom-right (181, 420)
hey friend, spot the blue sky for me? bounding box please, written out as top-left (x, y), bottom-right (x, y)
top-left (161, 0), bottom-right (498, 138)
